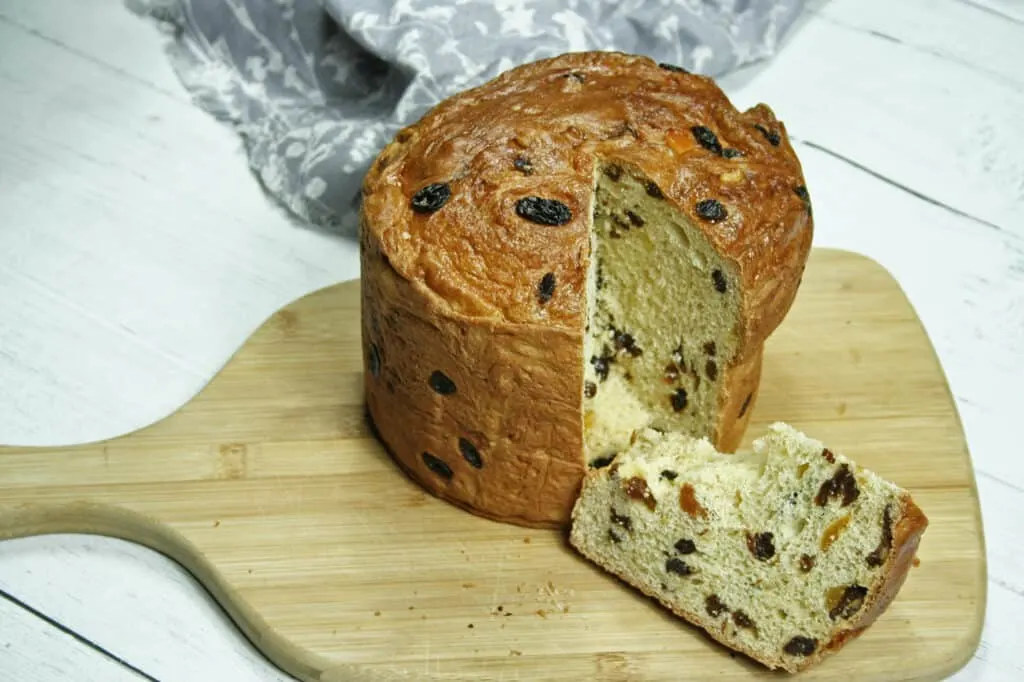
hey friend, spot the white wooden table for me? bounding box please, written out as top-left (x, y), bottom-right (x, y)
top-left (1, 1), bottom-right (1022, 680)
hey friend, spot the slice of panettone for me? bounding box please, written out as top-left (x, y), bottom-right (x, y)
top-left (569, 423), bottom-right (927, 672)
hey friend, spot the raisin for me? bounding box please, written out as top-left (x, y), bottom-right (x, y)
top-left (624, 210), bottom-right (645, 227)
top-left (624, 477), bottom-right (657, 511)
top-left (722, 148), bottom-right (743, 159)
top-left (866, 505), bottom-right (893, 567)
top-left (783, 637), bottom-right (817, 657)
top-left (703, 341), bottom-right (717, 356)
top-left (610, 510), bottom-right (633, 531)
top-left (459, 438), bottom-right (483, 469)
top-left (674, 538), bottom-right (696, 554)
top-left (590, 455), bottom-right (616, 469)
top-left (421, 452), bottom-right (453, 480)
top-left (712, 269), bottom-right (728, 293)
top-left (822, 448), bottom-right (836, 464)
top-left (695, 199), bottom-right (728, 223)
top-left (423, 368), bottom-right (456, 395)
top-left (827, 585), bottom-right (868, 620)
top-left (747, 532), bottom-right (776, 561)
top-left (608, 529), bottom-right (623, 543)
top-left (591, 352), bottom-right (613, 381)
top-left (604, 165), bottom-right (623, 181)
top-left (794, 184), bottom-right (812, 218)
top-left (663, 363), bottom-right (680, 383)
top-left (645, 181), bottom-right (664, 199)
top-left (799, 554), bottom-right (816, 573)
top-left (815, 464), bottom-right (860, 507)
top-left (660, 469), bottom-right (678, 481)
top-left (670, 388), bottom-right (688, 412)
top-left (516, 196), bottom-right (572, 226)
top-left (411, 183), bottom-right (452, 212)
top-left (367, 343), bottom-right (381, 378)
top-left (428, 370), bottom-right (456, 395)
top-left (584, 381), bottom-right (597, 398)
top-left (705, 360), bottom-right (718, 382)
top-left (738, 392), bottom-right (753, 417)
top-left (679, 483), bottom-right (709, 519)
top-left (705, 595), bottom-right (728, 617)
top-left (613, 331), bottom-right (642, 357)
top-left (665, 558), bottom-right (694, 576)
top-left (538, 272), bottom-right (556, 304)
top-left (754, 124), bottom-right (781, 146)
top-left (732, 610), bottom-right (755, 629)
top-left (410, 182), bottom-right (451, 213)
top-left (658, 62), bottom-right (689, 73)
top-left (690, 126), bottom-right (723, 155)
top-left (513, 156), bottom-right (534, 175)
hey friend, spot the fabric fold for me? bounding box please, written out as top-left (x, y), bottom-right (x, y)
top-left (128, 0), bottom-right (804, 235)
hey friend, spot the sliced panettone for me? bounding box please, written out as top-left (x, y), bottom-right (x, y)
top-left (360, 51), bottom-right (813, 528)
top-left (568, 423), bottom-right (928, 673)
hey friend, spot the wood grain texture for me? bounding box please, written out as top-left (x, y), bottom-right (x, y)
top-left (0, 250), bottom-right (985, 681)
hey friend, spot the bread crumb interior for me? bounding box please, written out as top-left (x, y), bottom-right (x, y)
top-left (570, 424), bottom-right (899, 663)
top-left (583, 166), bottom-right (741, 464)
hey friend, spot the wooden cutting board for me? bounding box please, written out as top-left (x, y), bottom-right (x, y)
top-left (0, 248), bottom-right (985, 682)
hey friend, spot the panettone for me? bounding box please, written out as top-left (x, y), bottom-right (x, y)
top-left (569, 423), bottom-right (928, 672)
top-left (359, 51), bottom-right (813, 528)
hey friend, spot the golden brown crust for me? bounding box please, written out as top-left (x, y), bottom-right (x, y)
top-left (716, 347), bottom-right (763, 453)
top-left (361, 51), bottom-right (812, 527)
top-left (361, 249), bottom-right (584, 528)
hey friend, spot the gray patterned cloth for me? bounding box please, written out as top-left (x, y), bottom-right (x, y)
top-left (128, 0), bottom-right (804, 236)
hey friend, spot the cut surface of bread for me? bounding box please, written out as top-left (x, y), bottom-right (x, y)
top-left (583, 165), bottom-right (744, 465)
top-left (569, 423), bottom-right (928, 672)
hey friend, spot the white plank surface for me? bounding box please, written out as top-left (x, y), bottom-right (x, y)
top-left (0, 596), bottom-right (148, 682)
top-left (0, 535), bottom-right (292, 682)
top-left (0, 0), bottom-right (359, 448)
top-left (0, 0), bottom-right (1021, 680)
